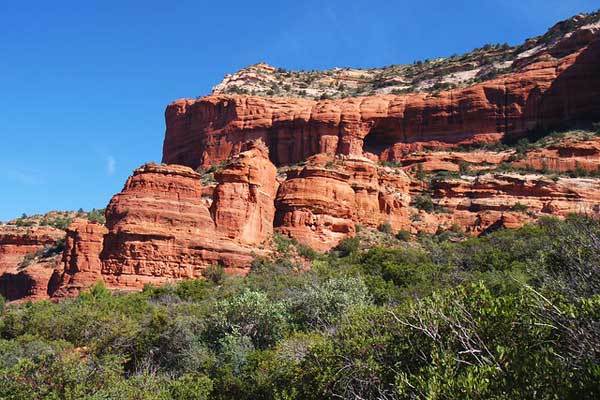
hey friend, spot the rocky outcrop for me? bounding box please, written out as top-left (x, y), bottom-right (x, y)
top-left (426, 173), bottom-right (600, 234)
top-left (211, 141), bottom-right (277, 244)
top-left (53, 143), bottom-right (277, 297)
top-left (274, 150), bottom-right (600, 247)
top-left (514, 137), bottom-right (600, 173)
top-left (0, 226), bottom-right (64, 273)
top-left (53, 219), bottom-right (108, 298)
top-left (275, 155), bottom-right (411, 250)
top-left (163, 26), bottom-right (600, 169)
top-left (0, 226), bottom-right (64, 301)
top-left (439, 173), bottom-right (600, 216)
top-left (99, 163), bottom-right (259, 290)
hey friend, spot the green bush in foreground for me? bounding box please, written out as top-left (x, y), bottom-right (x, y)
top-left (0, 215), bottom-right (598, 399)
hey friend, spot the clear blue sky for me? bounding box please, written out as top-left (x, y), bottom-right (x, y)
top-left (1, 0), bottom-right (598, 221)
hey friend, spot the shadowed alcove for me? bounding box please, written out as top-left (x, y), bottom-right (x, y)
top-left (362, 121), bottom-right (401, 156)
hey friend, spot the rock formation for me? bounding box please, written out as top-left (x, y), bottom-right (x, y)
top-left (163, 22), bottom-right (600, 169)
top-left (53, 142), bottom-right (277, 296)
top-left (428, 173), bottom-right (600, 234)
top-left (211, 140), bottom-right (277, 244)
top-left (275, 154), bottom-right (410, 250)
top-left (514, 136), bottom-right (600, 173)
top-left (2, 12), bottom-right (600, 302)
top-left (0, 226), bottom-right (64, 301)
top-left (53, 219), bottom-right (108, 298)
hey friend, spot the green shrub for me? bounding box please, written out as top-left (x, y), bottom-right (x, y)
top-left (296, 243), bottom-right (318, 260)
top-left (209, 290), bottom-right (289, 349)
top-left (288, 277), bottom-right (371, 329)
top-left (413, 194), bottom-right (435, 212)
top-left (273, 233), bottom-right (294, 254)
top-left (511, 202), bottom-right (528, 213)
top-left (202, 264), bottom-right (225, 284)
top-left (168, 374), bottom-right (213, 400)
top-left (0, 216), bottom-right (598, 398)
top-left (395, 229), bottom-right (411, 241)
top-left (377, 222), bottom-right (393, 234)
top-left (333, 236), bottom-right (360, 257)
top-left (87, 208), bottom-right (106, 224)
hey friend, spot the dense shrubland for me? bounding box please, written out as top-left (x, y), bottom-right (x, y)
top-left (0, 215), bottom-right (599, 399)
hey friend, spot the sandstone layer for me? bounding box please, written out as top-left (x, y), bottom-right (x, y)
top-left (2, 14), bottom-right (600, 302)
top-left (54, 143), bottom-right (277, 296)
top-left (0, 226), bottom-right (64, 301)
top-left (163, 27), bottom-right (600, 169)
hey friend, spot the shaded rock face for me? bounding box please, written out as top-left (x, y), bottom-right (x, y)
top-left (162, 33), bottom-right (600, 169)
top-left (0, 226), bottom-right (64, 301)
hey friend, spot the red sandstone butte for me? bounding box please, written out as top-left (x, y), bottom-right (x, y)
top-left (53, 142), bottom-right (277, 297)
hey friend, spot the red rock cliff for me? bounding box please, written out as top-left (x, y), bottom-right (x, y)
top-left (163, 30), bottom-right (600, 169)
top-left (0, 226), bottom-right (64, 301)
top-left (54, 142), bottom-right (277, 297)
top-left (4, 14), bottom-right (600, 302)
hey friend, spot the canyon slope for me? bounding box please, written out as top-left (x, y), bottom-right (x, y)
top-left (2, 11), bottom-right (600, 301)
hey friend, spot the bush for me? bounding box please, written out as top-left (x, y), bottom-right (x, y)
top-left (0, 216), bottom-right (599, 398)
top-left (515, 138), bottom-right (531, 154)
top-left (511, 202), bottom-right (528, 213)
top-left (395, 229), bottom-right (411, 241)
top-left (413, 194), bottom-right (435, 212)
top-left (273, 233), bottom-right (294, 254)
top-left (209, 290), bottom-right (289, 349)
top-left (296, 243), bottom-right (318, 260)
top-left (377, 222), bottom-right (393, 234)
top-left (202, 264), bottom-right (225, 284)
top-left (288, 277), bottom-right (371, 329)
top-left (333, 236), bottom-right (360, 257)
top-left (168, 374), bottom-right (213, 400)
top-left (87, 208), bottom-right (106, 224)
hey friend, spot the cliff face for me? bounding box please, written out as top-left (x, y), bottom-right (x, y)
top-left (275, 154), bottom-right (411, 251)
top-left (2, 12), bottom-right (600, 302)
top-left (53, 143), bottom-right (276, 297)
top-left (163, 22), bottom-right (600, 169)
top-left (0, 226), bottom-right (64, 301)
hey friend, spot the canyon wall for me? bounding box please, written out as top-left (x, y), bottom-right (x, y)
top-left (2, 14), bottom-right (600, 302)
top-left (162, 29), bottom-right (600, 169)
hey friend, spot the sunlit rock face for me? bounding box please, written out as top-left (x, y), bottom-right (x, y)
top-left (162, 27), bottom-right (600, 169)
top-left (3, 14), bottom-right (600, 302)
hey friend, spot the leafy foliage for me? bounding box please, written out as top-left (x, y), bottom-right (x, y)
top-left (0, 216), bottom-right (599, 398)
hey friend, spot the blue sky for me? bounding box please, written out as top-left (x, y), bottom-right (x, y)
top-left (1, 0), bottom-right (598, 221)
